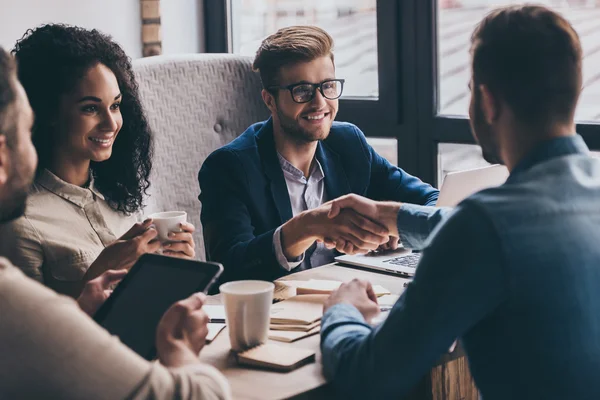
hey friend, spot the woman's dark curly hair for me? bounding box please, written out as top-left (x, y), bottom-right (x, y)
top-left (12, 24), bottom-right (152, 214)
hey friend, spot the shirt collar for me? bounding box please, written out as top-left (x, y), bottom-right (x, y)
top-left (36, 169), bottom-right (105, 208)
top-left (509, 134), bottom-right (589, 179)
top-left (277, 153), bottom-right (325, 184)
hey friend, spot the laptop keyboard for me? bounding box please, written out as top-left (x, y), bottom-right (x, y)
top-left (383, 253), bottom-right (421, 268)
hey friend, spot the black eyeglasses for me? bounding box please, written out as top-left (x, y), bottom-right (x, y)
top-left (269, 79), bottom-right (345, 103)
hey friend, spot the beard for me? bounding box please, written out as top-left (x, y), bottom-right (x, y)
top-left (0, 147), bottom-right (33, 224)
top-left (276, 107), bottom-right (331, 144)
top-left (471, 91), bottom-right (502, 165)
top-left (0, 185), bottom-right (27, 223)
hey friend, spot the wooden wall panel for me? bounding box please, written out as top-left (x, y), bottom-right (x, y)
top-left (140, 0), bottom-right (161, 57)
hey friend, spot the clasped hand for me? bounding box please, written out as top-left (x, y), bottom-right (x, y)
top-left (316, 195), bottom-right (402, 255)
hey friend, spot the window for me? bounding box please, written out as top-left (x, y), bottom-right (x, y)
top-left (230, 0), bottom-right (378, 98)
top-left (438, 143), bottom-right (491, 187)
top-left (367, 138), bottom-right (398, 165)
top-left (208, 0), bottom-right (600, 189)
top-left (438, 0), bottom-right (600, 122)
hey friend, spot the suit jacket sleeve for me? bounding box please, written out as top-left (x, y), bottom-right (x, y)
top-left (199, 149), bottom-right (282, 283)
top-left (355, 126), bottom-right (439, 206)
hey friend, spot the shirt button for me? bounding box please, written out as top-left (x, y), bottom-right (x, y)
top-left (214, 123), bottom-right (223, 133)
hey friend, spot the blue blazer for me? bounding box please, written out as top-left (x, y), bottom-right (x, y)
top-left (198, 119), bottom-right (438, 284)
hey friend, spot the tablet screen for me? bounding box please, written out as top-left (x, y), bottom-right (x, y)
top-left (95, 254), bottom-right (222, 360)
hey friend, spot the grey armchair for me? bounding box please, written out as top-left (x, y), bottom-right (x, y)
top-left (133, 54), bottom-right (270, 260)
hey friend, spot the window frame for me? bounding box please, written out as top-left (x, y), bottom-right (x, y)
top-left (204, 0), bottom-right (600, 187)
top-left (417, 0), bottom-right (600, 185)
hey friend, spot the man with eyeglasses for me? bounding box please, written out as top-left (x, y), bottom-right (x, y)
top-left (199, 26), bottom-right (439, 283)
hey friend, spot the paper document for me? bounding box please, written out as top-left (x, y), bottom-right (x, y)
top-left (206, 323), bottom-right (226, 343)
top-left (204, 305), bottom-right (226, 323)
top-left (269, 326), bottom-right (321, 343)
top-left (270, 294), bottom-right (327, 325)
top-left (280, 279), bottom-right (391, 297)
top-left (269, 320), bottom-right (320, 332)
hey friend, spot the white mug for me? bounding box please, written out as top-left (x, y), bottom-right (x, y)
top-left (148, 211), bottom-right (187, 242)
top-left (220, 280), bottom-right (274, 352)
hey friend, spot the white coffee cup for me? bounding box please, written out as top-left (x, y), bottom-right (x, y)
top-left (148, 211), bottom-right (187, 242)
top-left (220, 280), bottom-right (274, 352)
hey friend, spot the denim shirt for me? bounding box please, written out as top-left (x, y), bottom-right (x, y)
top-left (321, 135), bottom-right (600, 400)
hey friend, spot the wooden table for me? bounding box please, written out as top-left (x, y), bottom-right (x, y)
top-left (200, 263), bottom-right (478, 400)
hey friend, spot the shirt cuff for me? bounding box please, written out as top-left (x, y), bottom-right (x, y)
top-left (321, 304), bottom-right (372, 380)
top-left (273, 226), bottom-right (305, 271)
top-left (396, 204), bottom-right (452, 249)
top-left (321, 303), bottom-right (371, 335)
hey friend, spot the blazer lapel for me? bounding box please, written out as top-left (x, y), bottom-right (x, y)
top-left (316, 142), bottom-right (351, 201)
top-left (256, 119), bottom-right (293, 224)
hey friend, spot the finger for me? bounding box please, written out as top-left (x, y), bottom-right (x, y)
top-left (343, 232), bottom-right (380, 251)
top-left (347, 224), bottom-right (388, 246)
top-left (186, 309), bottom-right (210, 334)
top-left (365, 282), bottom-right (379, 304)
top-left (378, 242), bottom-right (391, 252)
top-left (161, 293), bottom-right (207, 339)
top-left (328, 201), bottom-right (342, 219)
top-left (136, 227), bottom-right (159, 244)
top-left (163, 242), bottom-right (195, 258)
top-left (335, 239), bottom-right (347, 253)
top-left (179, 222), bottom-right (196, 233)
top-left (186, 310), bottom-right (210, 352)
top-left (349, 213), bottom-right (389, 237)
top-left (121, 219), bottom-right (153, 240)
top-left (163, 250), bottom-right (195, 259)
top-left (168, 231), bottom-right (195, 246)
top-left (99, 269), bottom-right (128, 288)
top-left (323, 239), bottom-right (337, 249)
top-left (343, 241), bottom-right (354, 255)
top-left (146, 240), bottom-right (162, 254)
top-left (328, 194), bottom-right (372, 219)
top-left (389, 236), bottom-right (400, 250)
top-left (179, 292), bottom-right (206, 311)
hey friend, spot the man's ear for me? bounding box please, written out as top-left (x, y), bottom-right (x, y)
top-left (479, 84), bottom-right (499, 125)
top-left (0, 135), bottom-right (10, 186)
top-left (261, 89), bottom-right (278, 114)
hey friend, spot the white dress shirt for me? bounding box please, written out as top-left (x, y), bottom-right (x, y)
top-left (272, 153), bottom-right (336, 271)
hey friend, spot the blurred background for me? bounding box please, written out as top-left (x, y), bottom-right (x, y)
top-left (1, 0), bottom-right (599, 185)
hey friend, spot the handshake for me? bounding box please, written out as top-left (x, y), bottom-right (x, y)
top-left (281, 194), bottom-right (403, 258)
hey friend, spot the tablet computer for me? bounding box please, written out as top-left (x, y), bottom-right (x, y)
top-left (93, 253), bottom-right (223, 360)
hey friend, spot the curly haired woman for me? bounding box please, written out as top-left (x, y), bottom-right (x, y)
top-left (0, 24), bottom-right (195, 297)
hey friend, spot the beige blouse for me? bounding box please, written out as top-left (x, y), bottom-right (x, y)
top-left (0, 257), bottom-right (231, 400)
top-left (0, 169), bottom-right (139, 295)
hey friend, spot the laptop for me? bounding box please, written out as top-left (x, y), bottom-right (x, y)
top-left (335, 164), bottom-right (509, 276)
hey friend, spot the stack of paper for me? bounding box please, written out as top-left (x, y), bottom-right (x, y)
top-left (278, 279), bottom-right (391, 297)
top-left (268, 294), bottom-right (327, 343)
top-left (204, 305), bottom-right (227, 343)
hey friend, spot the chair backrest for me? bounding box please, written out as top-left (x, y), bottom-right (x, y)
top-left (133, 54), bottom-right (270, 260)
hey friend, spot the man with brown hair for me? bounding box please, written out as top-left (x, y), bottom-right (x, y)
top-left (319, 5), bottom-right (600, 399)
top-left (199, 26), bottom-right (439, 284)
